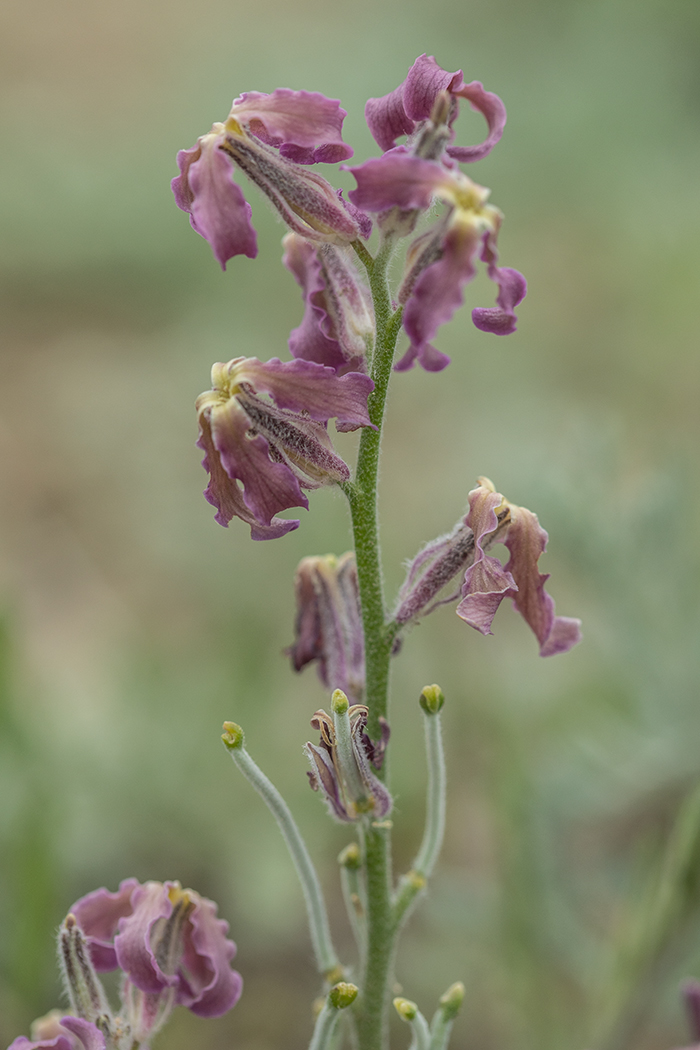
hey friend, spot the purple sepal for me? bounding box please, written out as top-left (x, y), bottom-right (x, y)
top-left (172, 132), bottom-right (258, 269)
top-left (337, 191), bottom-right (373, 239)
top-left (471, 232), bottom-right (527, 335)
top-left (231, 89), bottom-right (353, 162)
top-left (69, 878), bottom-right (140, 971)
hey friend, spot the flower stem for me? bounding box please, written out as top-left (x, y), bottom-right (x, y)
top-left (222, 726), bottom-right (341, 979)
top-left (344, 237), bottom-right (403, 1050)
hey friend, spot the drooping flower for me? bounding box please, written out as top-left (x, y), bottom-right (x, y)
top-left (394, 478), bottom-right (581, 657)
top-left (305, 694), bottom-right (391, 822)
top-left (365, 53), bottom-right (507, 162)
top-left (172, 89), bottom-right (360, 269)
top-left (457, 478), bottom-right (582, 656)
top-left (195, 357), bottom-right (374, 539)
top-left (288, 552), bottom-right (365, 702)
top-left (69, 879), bottom-right (242, 1020)
top-left (282, 233), bottom-right (373, 374)
top-left (8, 1018), bottom-right (105, 1050)
top-left (349, 157), bottom-right (526, 371)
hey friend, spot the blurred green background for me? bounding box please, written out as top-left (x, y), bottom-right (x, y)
top-left (1, 0), bottom-right (699, 1047)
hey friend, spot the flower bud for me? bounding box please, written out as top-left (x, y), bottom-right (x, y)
top-left (222, 721), bottom-right (245, 750)
top-left (328, 982), bottom-right (359, 1010)
top-left (393, 997), bottom-right (418, 1022)
top-left (337, 842), bottom-right (361, 869)
top-left (419, 684), bottom-right (445, 715)
top-left (438, 981), bottom-right (465, 1021)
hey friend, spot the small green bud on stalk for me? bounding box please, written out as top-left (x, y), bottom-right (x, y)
top-left (338, 842), bottom-right (361, 869)
top-left (419, 684), bottom-right (445, 715)
top-left (221, 721), bottom-right (244, 750)
top-left (438, 982), bottom-right (465, 1021)
top-left (394, 997), bottom-right (418, 1022)
top-left (331, 688), bottom-right (350, 715)
top-left (328, 982), bottom-right (359, 1010)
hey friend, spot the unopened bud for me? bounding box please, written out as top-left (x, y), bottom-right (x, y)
top-left (393, 997), bottom-right (418, 1022)
top-left (420, 685), bottom-right (445, 715)
top-left (329, 982), bottom-right (358, 1009)
top-left (338, 842), bottom-right (361, 869)
top-left (221, 722), bottom-right (244, 750)
top-left (438, 981), bottom-right (465, 1020)
top-left (331, 689), bottom-right (349, 715)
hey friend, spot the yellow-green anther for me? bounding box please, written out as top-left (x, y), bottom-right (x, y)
top-left (329, 982), bottom-right (359, 1010)
top-left (419, 684), bottom-right (445, 715)
top-left (438, 982), bottom-right (464, 1020)
top-left (331, 689), bottom-right (349, 715)
top-left (221, 721), bottom-right (244, 750)
top-left (394, 997), bottom-right (418, 1022)
top-left (338, 842), bottom-right (362, 869)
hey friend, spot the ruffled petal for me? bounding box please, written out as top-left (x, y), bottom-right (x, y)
top-left (69, 879), bottom-right (139, 971)
top-left (56, 1020), bottom-right (105, 1050)
top-left (231, 89), bottom-right (353, 162)
top-left (448, 81), bottom-right (507, 162)
top-left (282, 235), bottom-right (350, 371)
top-left (504, 506), bottom-right (582, 656)
top-left (365, 83), bottom-right (415, 152)
top-left (471, 231), bottom-right (527, 335)
top-left (237, 357), bottom-right (374, 430)
top-left (403, 54), bottom-right (463, 122)
top-left (347, 152), bottom-right (445, 213)
top-left (457, 484), bottom-right (516, 634)
top-left (208, 397), bottom-right (308, 525)
top-left (114, 882), bottom-right (175, 995)
top-left (177, 896), bottom-right (242, 1017)
top-left (196, 417), bottom-right (299, 538)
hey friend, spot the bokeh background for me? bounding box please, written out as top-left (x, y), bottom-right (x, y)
top-left (1, 0), bottom-right (700, 1047)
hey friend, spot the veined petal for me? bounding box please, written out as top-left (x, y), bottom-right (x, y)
top-left (196, 418), bottom-right (299, 538)
top-left (347, 153), bottom-right (446, 213)
top-left (56, 1020), bottom-right (105, 1050)
top-left (177, 896), bottom-right (242, 1017)
top-left (457, 483), bottom-right (516, 634)
top-left (403, 54), bottom-right (463, 122)
top-left (231, 89), bottom-right (353, 162)
top-left (504, 505), bottom-right (582, 656)
top-left (208, 397), bottom-right (308, 525)
top-left (172, 132), bottom-right (257, 269)
top-left (365, 83), bottom-right (415, 152)
top-left (234, 357), bottom-right (374, 430)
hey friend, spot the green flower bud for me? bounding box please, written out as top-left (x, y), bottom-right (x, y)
top-left (393, 997), bottom-right (418, 1022)
top-left (419, 684), bottom-right (445, 715)
top-left (221, 721), bottom-right (244, 750)
top-left (338, 842), bottom-right (361, 869)
top-left (328, 982), bottom-right (358, 1009)
top-left (438, 981), bottom-right (465, 1020)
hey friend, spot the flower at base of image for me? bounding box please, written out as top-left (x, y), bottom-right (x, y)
top-left (8, 880), bottom-right (241, 1050)
top-left (195, 356), bottom-right (374, 539)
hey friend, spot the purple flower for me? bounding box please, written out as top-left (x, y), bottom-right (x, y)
top-left (195, 356), bottom-right (374, 538)
top-left (282, 233), bottom-right (373, 374)
top-left (288, 553), bottom-right (365, 702)
top-left (172, 90), bottom-right (360, 269)
top-left (349, 158), bottom-right (526, 371)
top-left (305, 700), bottom-right (391, 822)
top-left (456, 478), bottom-right (582, 656)
top-left (69, 879), bottom-right (242, 1020)
top-left (365, 54), bottom-right (506, 163)
top-left (8, 1019), bottom-right (104, 1050)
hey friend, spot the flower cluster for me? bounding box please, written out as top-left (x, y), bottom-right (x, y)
top-left (10, 880), bottom-right (241, 1050)
top-left (395, 477), bottom-right (582, 656)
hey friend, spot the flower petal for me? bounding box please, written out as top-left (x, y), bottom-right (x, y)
top-left (347, 152), bottom-right (445, 213)
top-left (471, 231), bottom-right (527, 335)
top-left (177, 895), bottom-right (242, 1017)
top-left (448, 81), bottom-right (507, 163)
top-left (456, 483), bottom-right (516, 635)
top-left (237, 357), bottom-right (374, 430)
top-left (196, 417), bottom-right (299, 538)
top-left (69, 879), bottom-right (139, 971)
top-left (56, 1020), bottom-right (105, 1050)
top-left (231, 89), bottom-right (353, 162)
top-left (504, 506), bottom-right (582, 656)
top-left (208, 397), bottom-right (308, 525)
top-left (365, 83), bottom-right (415, 152)
top-left (403, 54), bottom-right (463, 122)
top-left (114, 882), bottom-right (175, 995)
top-left (283, 235), bottom-right (354, 372)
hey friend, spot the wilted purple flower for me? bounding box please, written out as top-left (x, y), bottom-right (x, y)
top-left (305, 697), bottom-right (391, 822)
top-left (9, 1018), bottom-right (105, 1050)
top-left (195, 356), bottom-right (374, 539)
top-left (288, 552), bottom-right (365, 702)
top-left (69, 879), bottom-right (242, 1020)
top-left (172, 89), bottom-right (360, 269)
top-left (365, 54), bottom-right (506, 163)
top-left (349, 158), bottom-right (526, 371)
top-left (457, 478), bottom-right (582, 656)
top-left (282, 233), bottom-right (373, 374)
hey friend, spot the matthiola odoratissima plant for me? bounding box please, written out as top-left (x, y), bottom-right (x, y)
top-left (14, 51), bottom-right (696, 1050)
